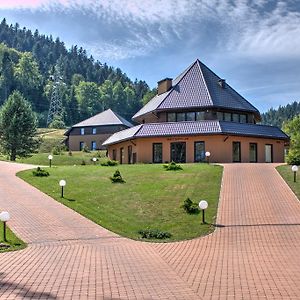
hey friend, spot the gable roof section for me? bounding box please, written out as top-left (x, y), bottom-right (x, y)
top-left (133, 59), bottom-right (260, 121)
top-left (102, 121), bottom-right (288, 146)
top-left (71, 109), bottom-right (133, 128)
top-left (102, 125), bottom-right (142, 146)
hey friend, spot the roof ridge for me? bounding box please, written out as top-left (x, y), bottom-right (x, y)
top-left (196, 59), bottom-right (213, 105)
top-left (157, 60), bottom-right (199, 110)
top-left (198, 61), bottom-right (260, 113)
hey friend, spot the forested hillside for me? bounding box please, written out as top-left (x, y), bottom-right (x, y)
top-left (0, 18), bottom-right (154, 126)
top-left (261, 101), bottom-right (300, 128)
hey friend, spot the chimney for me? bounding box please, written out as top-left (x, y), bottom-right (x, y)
top-left (218, 79), bottom-right (226, 88)
top-left (157, 78), bottom-right (173, 95)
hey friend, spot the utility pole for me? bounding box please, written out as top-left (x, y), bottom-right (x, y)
top-left (47, 65), bottom-right (65, 126)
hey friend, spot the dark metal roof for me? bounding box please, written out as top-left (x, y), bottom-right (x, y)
top-left (73, 109), bottom-right (133, 128)
top-left (133, 59), bottom-right (260, 120)
top-left (103, 121), bottom-right (288, 146)
top-left (220, 122), bottom-right (289, 139)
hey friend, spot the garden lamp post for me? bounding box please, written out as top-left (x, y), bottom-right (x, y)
top-left (0, 211), bottom-right (10, 242)
top-left (199, 200), bottom-right (208, 224)
top-left (48, 154), bottom-right (53, 168)
top-left (92, 157), bottom-right (97, 165)
top-left (292, 165), bottom-right (298, 183)
top-left (59, 180), bottom-right (66, 198)
top-left (205, 151), bottom-right (211, 164)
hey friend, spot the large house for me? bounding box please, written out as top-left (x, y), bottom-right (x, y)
top-left (103, 59), bottom-right (289, 164)
top-left (65, 109), bottom-right (133, 151)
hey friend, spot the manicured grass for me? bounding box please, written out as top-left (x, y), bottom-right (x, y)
top-left (18, 163), bottom-right (223, 241)
top-left (277, 165), bottom-right (300, 200)
top-left (0, 151), bottom-right (107, 166)
top-left (0, 223), bottom-right (26, 253)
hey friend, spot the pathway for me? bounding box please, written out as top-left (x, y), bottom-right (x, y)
top-left (0, 162), bottom-right (299, 299)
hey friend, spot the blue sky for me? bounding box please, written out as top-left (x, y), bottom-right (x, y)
top-left (1, 0), bottom-right (300, 112)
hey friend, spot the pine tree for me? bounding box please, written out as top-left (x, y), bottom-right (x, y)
top-left (0, 91), bottom-right (38, 161)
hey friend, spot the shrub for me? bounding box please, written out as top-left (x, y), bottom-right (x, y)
top-left (68, 151), bottom-right (73, 156)
top-left (48, 116), bottom-right (66, 129)
top-left (32, 167), bottom-right (49, 177)
top-left (82, 145), bottom-right (90, 153)
top-left (163, 161), bottom-right (183, 171)
top-left (101, 159), bottom-right (119, 166)
top-left (52, 144), bottom-right (67, 155)
top-left (110, 170), bottom-right (125, 183)
top-left (81, 160), bottom-right (86, 165)
top-left (182, 198), bottom-right (199, 214)
top-left (287, 148), bottom-right (300, 165)
top-left (138, 229), bottom-right (172, 239)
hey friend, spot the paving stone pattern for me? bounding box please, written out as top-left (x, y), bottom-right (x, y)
top-left (0, 162), bottom-right (299, 299)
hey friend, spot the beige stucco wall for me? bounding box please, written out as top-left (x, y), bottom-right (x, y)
top-left (107, 134), bottom-right (285, 164)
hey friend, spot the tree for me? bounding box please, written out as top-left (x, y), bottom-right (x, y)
top-left (0, 91), bottom-right (38, 161)
top-left (75, 81), bottom-right (101, 119)
top-left (14, 52), bottom-right (42, 109)
top-left (283, 115), bottom-right (300, 164)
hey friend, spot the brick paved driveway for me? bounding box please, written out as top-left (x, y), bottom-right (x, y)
top-left (0, 162), bottom-right (300, 299)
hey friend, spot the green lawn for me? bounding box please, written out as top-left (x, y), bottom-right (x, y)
top-left (0, 151), bottom-right (107, 166)
top-left (277, 165), bottom-right (300, 200)
top-left (0, 223), bottom-right (26, 253)
top-left (18, 163), bottom-right (223, 241)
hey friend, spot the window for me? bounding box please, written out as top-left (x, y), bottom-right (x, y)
top-left (224, 113), bottom-right (231, 122)
top-left (249, 143), bottom-right (257, 162)
top-left (217, 112), bottom-right (224, 121)
top-left (79, 142), bottom-right (84, 151)
top-left (128, 145), bottom-right (133, 164)
top-left (92, 128), bottom-right (97, 134)
top-left (167, 113), bottom-right (176, 122)
top-left (194, 141), bottom-right (205, 162)
top-left (186, 112), bottom-right (195, 121)
top-left (153, 143), bottom-right (163, 163)
top-left (91, 141), bottom-right (96, 151)
top-left (176, 113), bottom-right (186, 122)
top-left (80, 128), bottom-right (85, 135)
top-left (232, 113), bottom-right (239, 122)
top-left (232, 142), bottom-right (241, 162)
top-left (196, 111), bottom-right (205, 121)
top-left (240, 114), bottom-right (247, 123)
top-left (120, 148), bottom-right (124, 164)
top-left (112, 149), bottom-right (116, 161)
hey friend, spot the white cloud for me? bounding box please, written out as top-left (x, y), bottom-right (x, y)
top-left (2, 0), bottom-right (300, 61)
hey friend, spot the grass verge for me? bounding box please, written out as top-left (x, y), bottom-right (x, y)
top-left (0, 151), bottom-right (107, 166)
top-left (277, 165), bottom-right (300, 200)
top-left (0, 223), bottom-right (26, 253)
top-left (18, 163), bottom-right (223, 242)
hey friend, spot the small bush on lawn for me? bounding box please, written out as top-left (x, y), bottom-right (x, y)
top-left (182, 198), bottom-right (199, 214)
top-left (101, 159), bottom-right (119, 166)
top-left (110, 170), bottom-right (125, 183)
top-left (163, 161), bottom-right (183, 171)
top-left (81, 160), bottom-right (86, 165)
top-left (32, 167), bottom-right (49, 177)
top-left (138, 229), bottom-right (172, 239)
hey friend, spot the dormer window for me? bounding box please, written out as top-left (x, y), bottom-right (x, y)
top-left (80, 128), bottom-right (85, 135)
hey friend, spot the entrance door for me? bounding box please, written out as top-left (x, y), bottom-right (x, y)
top-left (265, 144), bottom-right (273, 163)
top-left (249, 143), bottom-right (257, 163)
top-left (194, 141), bottom-right (205, 162)
top-left (232, 142), bottom-right (241, 162)
top-left (170, 142), bottom-right (186, 163)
